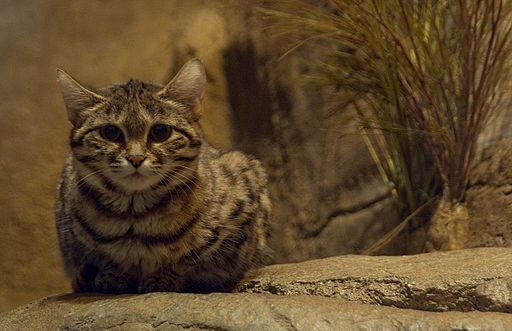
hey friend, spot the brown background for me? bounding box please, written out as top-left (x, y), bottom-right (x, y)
top-left (2, 0), bottom-right (510, 312)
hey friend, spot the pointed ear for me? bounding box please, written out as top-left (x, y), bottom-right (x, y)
top-left (157, 59), bottom-right (206, 119)
top-left (56, 69), bottom-right (107, 126)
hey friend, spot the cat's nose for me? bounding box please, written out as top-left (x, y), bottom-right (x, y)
top-left (126, 155), bottom-right (146, 168)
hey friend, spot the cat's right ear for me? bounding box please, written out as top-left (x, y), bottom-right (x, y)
top-left (56, 69), bottom-right (106, 126)
top-left (157, 59), bottom-right (206, 120)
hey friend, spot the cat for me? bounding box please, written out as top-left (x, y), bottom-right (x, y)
top-left (55, 59), bottom-right (271, 294)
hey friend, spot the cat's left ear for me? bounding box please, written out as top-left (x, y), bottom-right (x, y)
top-left (56, 69), bottom-right (107, 126)
top-left (157, 59), bottom-right (206, 120)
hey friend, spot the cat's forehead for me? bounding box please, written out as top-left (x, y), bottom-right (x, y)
top-left (104, 79), bottom-right (162, 100)
top-left (100, 79), bottom-right (179, 121)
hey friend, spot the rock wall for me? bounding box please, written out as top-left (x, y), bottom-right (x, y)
top-left (467, 138), bottom-right (512, 248)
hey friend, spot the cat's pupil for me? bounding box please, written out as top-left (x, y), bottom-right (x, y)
top-left (150, 124), bottom-right (172, 142)
top-left (100, 125), bottom-right (123, 142)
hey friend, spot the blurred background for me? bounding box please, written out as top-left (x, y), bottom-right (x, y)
top-left (2, 0), bottom-right (511, 312)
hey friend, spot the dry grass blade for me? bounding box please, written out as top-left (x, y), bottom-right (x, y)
top-left (362, 197), bottom-right (436, 256)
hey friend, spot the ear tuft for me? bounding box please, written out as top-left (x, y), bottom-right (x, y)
top-left (56, 69), bottom-right (106, 125)
top-left (157, 59), bottom-right (206, 118)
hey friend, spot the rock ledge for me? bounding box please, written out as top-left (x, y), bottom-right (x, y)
top-left (2, 293), bottom-right (512, 330)
top-left (2, 248), bottom-right (512, 330)
top-left (239, 247), bottom-right (512, 312)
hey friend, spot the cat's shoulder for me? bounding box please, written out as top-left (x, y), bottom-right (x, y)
top-left (218, 149), bottom-right (267, 186)
top-left (200, 144), bottom-right (267, 182)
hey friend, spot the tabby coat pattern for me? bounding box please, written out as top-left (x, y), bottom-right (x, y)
top-left (55, 59), bottom-right (271, 293)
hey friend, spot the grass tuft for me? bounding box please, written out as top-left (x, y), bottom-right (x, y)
top-left (260, 0), bottom-right (512, 243)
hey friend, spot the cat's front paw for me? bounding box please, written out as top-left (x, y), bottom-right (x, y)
top-left (93, 270), bottom-right (136, 294)
top-left (72, 263), bottom-right (99, 293)
top-left (139, 269), bottom-right (182, 293)
top-left (72, 263), bottom-right (135, 294)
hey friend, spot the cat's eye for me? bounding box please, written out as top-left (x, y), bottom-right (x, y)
top-left (99, 125), bottom-right (123, 142)
top-left (149, 124), bottom-right (172, 142)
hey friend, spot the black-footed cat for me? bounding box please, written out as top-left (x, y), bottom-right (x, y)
top-left (55, 59), bottom-right (271, 293)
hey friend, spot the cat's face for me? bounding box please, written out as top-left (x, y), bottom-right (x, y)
top-left (57, 59), bottom-right (206, 192)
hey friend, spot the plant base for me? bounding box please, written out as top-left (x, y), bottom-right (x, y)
top-left (425, 200), bottom-right (469, 251)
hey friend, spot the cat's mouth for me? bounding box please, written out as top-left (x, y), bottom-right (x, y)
top-left (107, 166), bottom-right (162, 192)
top-left (127, 172), bottom-right (145, 178)
top-left (111, 170), bottom-right (161, 192)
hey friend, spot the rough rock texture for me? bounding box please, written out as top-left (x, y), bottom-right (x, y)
top-left (3, 248), bottom-right (512, 330)
top-left (219, 3), bottom-right (401, 263)
top-left (239, 247), bottom-right (512, 312)
top-left (3, 293), bottom-right (512, 331)
top-left (467, 138), bottom-right (512, 248)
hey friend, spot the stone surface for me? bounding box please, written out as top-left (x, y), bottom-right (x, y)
top-left (2, 292), bottom-right (512, 331)
top-left (238, 247), bottom-right (512, 312)
top-left (467, 138), bottom-right (512, 248)
top-left (221, 3), bottom-right (401, 263)
top-left (3, 248), bottom-right (512, 329)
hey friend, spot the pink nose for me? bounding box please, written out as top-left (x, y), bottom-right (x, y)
top-left (127, 155), bottom-right (145, 168)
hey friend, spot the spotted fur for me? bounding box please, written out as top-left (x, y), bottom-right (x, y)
top-left (55, 59), bottom-right (271, 294)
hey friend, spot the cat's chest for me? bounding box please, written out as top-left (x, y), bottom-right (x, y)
top-left (76, 209), bottom-right (195, 273)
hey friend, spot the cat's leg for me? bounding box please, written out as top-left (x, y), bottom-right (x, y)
top-left (139, 268), bottom-right (187, 293)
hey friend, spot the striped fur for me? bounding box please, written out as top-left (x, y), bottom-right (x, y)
top-left (55, 59), bottom-right (271, 294)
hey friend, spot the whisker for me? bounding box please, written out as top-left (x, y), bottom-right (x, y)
top-left (68, 168), bottom-right (104, 196)
top-left (167, 168), bottom-right (198, 192)
top-left (157, 172), bottom-right (194, 198)
top-left (154, 168), bottom-right (199, 201)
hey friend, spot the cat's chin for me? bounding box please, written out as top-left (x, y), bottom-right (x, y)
top-left (111, 173), bottom-right (162, 193)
